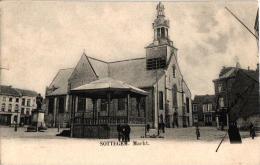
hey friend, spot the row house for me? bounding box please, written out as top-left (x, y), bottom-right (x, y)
top-left (192, 95), bottom-right (216, 126)
top-left (213, 63), bottom-right (259, 129)
top-left (0, 85), bottom-right (37, 125)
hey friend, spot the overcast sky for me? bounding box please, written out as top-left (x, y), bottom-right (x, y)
top-left (0, 0), bottom-right (258, 97)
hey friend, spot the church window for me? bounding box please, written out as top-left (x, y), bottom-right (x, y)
top-left (159, 91), bottom-right (163, 110)
top-left (161, 27), bottom-right (165, 38)
top-left (157, 28), bottom-right (160, 38)
top-left (172, 85), bottom-right (178, 107)
top-left (172, 65), bottom-right (176, 78)
top-left (186, 97), bottom-right (190, 113)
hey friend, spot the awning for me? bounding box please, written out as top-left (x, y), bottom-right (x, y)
top-left (70, 77), bottom-right (148, 97)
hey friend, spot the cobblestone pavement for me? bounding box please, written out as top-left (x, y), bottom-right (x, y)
top-left (0, 126), bottom-right (69, 139)
top-left (0, 126), bottom-right (253, 141)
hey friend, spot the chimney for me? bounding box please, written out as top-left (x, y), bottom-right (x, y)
top-left (248, 66), bottom-right (250, 70)
top-left (257, 63), bottom-right (259, 71)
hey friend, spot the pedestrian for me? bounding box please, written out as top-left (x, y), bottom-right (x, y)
top-left (125, 124), bottom-right (131, 142)
top-left (196, 125), bottom-right (200, 140)
top-left (162, 122), bottom-right (165, 133)
top-left (146, 124), bottom-right (150, 133)
top-left (121, 125), bottom-right (126, 143)
top-left (249, 123), bottom-right (256, 139)
top-left (117, 124), bottom-right (122, 142)
top-left (14, 121), bottom-right (17, 132)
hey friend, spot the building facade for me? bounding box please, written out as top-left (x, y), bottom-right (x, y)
top-left (213, 63), bottom-right (259, 129)
top-left (45, 2), bottom-right (192, 129)
top-left (0, 85), bottom-right (37, 126)
top-left (192, 95), bottom-right (216, 126)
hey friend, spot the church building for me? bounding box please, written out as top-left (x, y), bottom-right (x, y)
top-left (45, 2), bottom-right (192, 132)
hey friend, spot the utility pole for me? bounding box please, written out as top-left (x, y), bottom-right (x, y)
top-left (181, 78), bottom-right (185, 127)
top-left (155, 60), bottom-right (160, 136)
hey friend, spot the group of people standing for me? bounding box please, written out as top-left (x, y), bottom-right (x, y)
top-left (117, 124), bottom-right (131, 143)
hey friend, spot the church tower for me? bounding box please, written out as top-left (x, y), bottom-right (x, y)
top-left (146, 2), bottom-right (176, 70)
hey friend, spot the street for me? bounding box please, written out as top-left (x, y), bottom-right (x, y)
top-left (1, 126), bottom-right (259, 165)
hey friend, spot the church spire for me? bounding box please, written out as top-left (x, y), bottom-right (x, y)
top-left (152, 2), bottom-right (173, 46)
top-left (156, 2), bottom-right (165, 17)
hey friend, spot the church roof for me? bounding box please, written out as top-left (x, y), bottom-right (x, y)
top-left (46, 68), bottom-right (74, 96)
top-left (86, 56), bottom-right (165, 88)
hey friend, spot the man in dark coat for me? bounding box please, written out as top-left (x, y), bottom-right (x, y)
top-left (125, 124), bottom-right (131, 142)
top-left (146, 124), bottom-right (150, 133)
top-left (196, 125), bottom-right (200, 140)
top-left (249, 123), bottom-right (256, 139)
top-left (117, 124), bottom-right (123, 142)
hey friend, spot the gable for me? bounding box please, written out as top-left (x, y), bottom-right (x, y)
top-left (68, 54), bottom-right (98, 89)
top-left (46, 68), bottom-right (74, 96)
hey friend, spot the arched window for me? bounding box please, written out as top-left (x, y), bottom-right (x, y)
top-left (161, 27), bottom-right (165, 38)
top-left (172, 65), bottom-right (176, 78)
top-left (157, 28), bottom-right (160, 38)
top-left (172, 85), bottom-right (178, 108)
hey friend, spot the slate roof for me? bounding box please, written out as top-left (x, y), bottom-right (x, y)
top-left (215, 66), bottom-right (259, 82)
top-left (48, 54), bottom-right (185, 96)
top-left (193, 95), bottom-right (215, 104)
top-left (0, 85), bottom-right (37, 97)
top-left (15, 89), bottom-right (38, 97)
top-left (0, 85), bottom-right (21, 97)
top-left (85, 55), bottom-right (165, 88)
top-left (46, 68), bottom-right (74, 96)
top-left (87, 56), bottom-right (109, 78)
top-left (219, 67), bottom-right (236, 79)
top-left (108, 58), bottom-right (165, 88)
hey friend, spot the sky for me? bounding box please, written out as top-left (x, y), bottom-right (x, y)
top-left (0, 0), bottom-right (259, 98)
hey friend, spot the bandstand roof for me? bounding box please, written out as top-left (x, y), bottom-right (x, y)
top-left (70, 77), bottom-right (148, 98)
